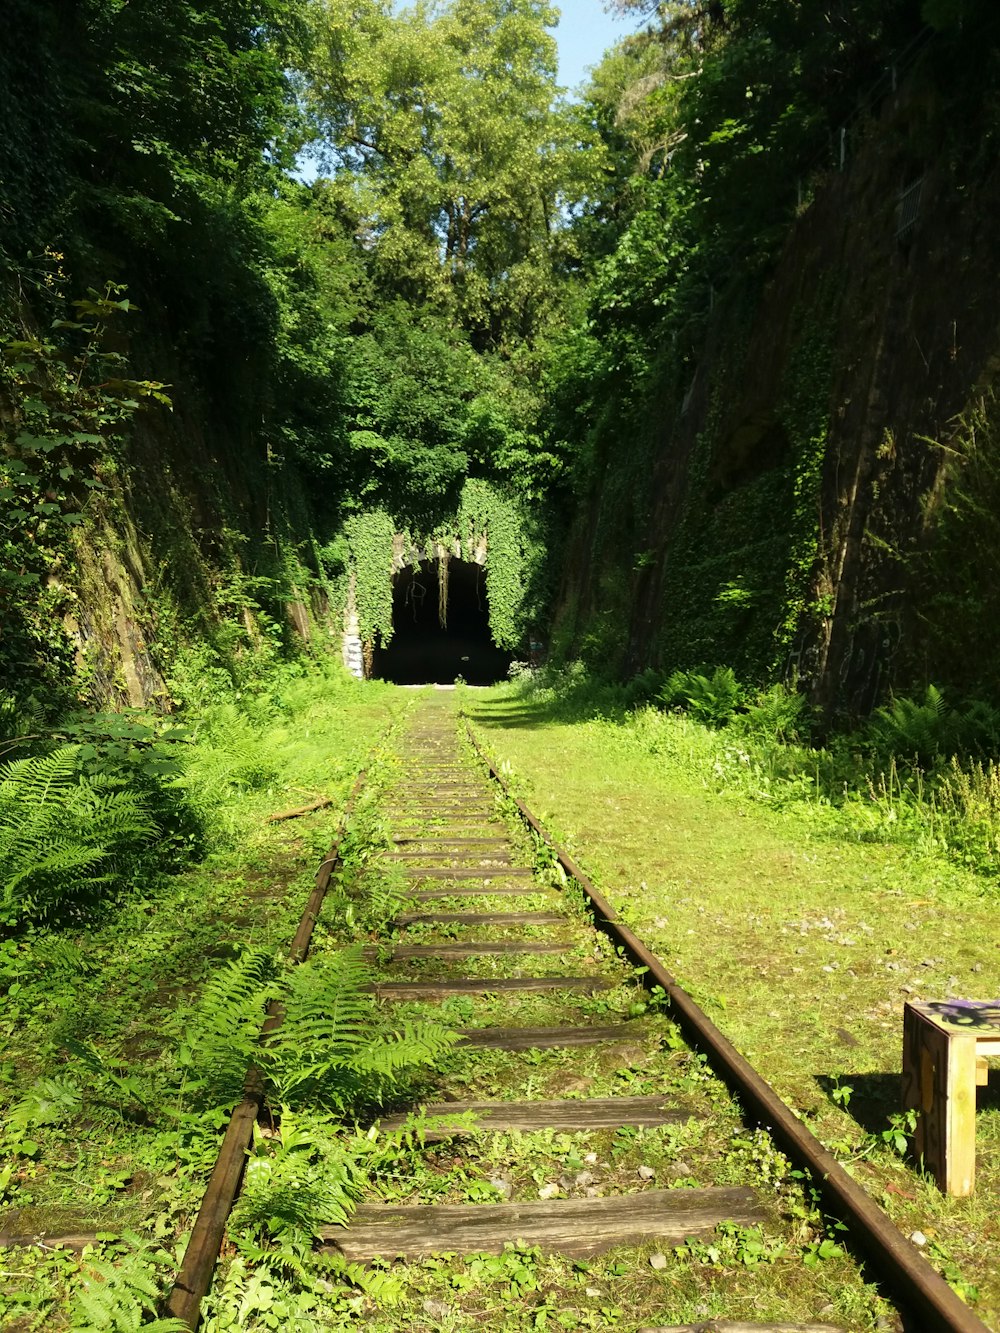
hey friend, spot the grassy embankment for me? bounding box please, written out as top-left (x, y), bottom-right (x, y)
top-left (465, 676), bottom-right (1000, 1326)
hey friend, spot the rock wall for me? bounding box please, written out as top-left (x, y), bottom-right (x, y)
top-left (559, 64), bottom-right (1000, 716)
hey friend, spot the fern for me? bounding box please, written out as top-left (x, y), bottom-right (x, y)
top-left (184, 948), bottom-right (278, 1108)
top-left (658, 666), bottom-right (744, 728)
top-left (227, 1116), bottom-right (409, 1303)
top-left (866, 685), bottom-right (953, 766)
top-left (353, 864), bottom-right (414, 934)
top-left (184, 723), bottom-right (278, 797)
top-left (265, 948), bottom-right (458, 1112)
top-left (68, 1238), bottom-right (185, 1332)
top-left (230, 1112), bottom-right (363, 1245)
top-left (0, 745), bottom-right (155, 926)
top-left (181, 946), bottom-right (456, 1118)
top-left (9, 1074), bottom-right (83, 1129)
top-left (736, 682), bottom-right (809, 743)
top-left (33, 935), bottom-right (96, 977)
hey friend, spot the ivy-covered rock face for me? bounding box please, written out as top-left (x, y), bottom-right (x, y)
top-left (0, 290), bottom-right (170, 714)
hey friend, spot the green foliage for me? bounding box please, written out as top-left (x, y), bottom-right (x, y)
top-left (0, 745), bottom-right (156, 928)
top-left (182, 947), bottom-right (278, 1108)
top-left (774, 307), bottom-right (835, 649)
top-left (343, 508), bottom-right (398, 651)
top-left (456, 479), bottom-right (529, 650)
top-left (67, 1238), bottom-right (186, 1333)
top-left (231, 1111), bottom-right (362, 1244)
top-left (0, 289), bottom-right (169, 709)
top-left (9, 1074), bottom-right (83, 1131)
top-left (735, 682), bottom-right (810, 745)
top-left (307, 0), bottom-right (602, 346)
top-left (541, 2), bottom-right (961, 687)
top-left (915, 393), bottom-right (1000, 700)
top-left (335, 479), bottom-right (534, 661)
top-left (0, 7), bottom-right (69, 258)
top-left (659, 667), bottom-right (744, 728)
top-left (183, 943), bottom-right (456, 1115)
top-left (863, 685), bottom-right (1000, 768)
top-left (530, 662), bottom-right (1000, 879)
top-left (865, 685), bottom-right (953, 767)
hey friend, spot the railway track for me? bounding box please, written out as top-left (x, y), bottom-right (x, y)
top-left (165, 694), bottom-right (993, 1331)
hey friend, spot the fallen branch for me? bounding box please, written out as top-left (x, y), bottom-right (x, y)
top-left (267, 796), bottom-right (332, 823)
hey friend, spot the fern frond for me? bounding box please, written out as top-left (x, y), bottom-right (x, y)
top-left (67, 1241), bottom-right (185, 1332)
top-left (10, 1075), bottom-right (83, 1130)
top-left (355, 865), bottom-right (414, 933)
top-left (272, 946), bottom-right (372, 1055)
top-left (352, 1023), bottom-right (461, 1077)
top-left (0, 745), bottom-right (79, 809)
top-left (0, 744), bottom-right (155, 924)
top-left (185, 949), bottom-right (276, 1108)
top-left (313, 1249), bottom-right (406, 1303)
top-left (230, 1113), bottom-right (362, 1247)
top-left (265, 948), bottom-right (458, 1112)
top-left (33, 936), bottom-right (96, 977)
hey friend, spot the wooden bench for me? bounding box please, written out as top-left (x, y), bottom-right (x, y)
top-left (902, 999), bottom-right (1000, 1195)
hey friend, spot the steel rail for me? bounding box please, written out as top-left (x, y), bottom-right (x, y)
top-left (464, 719), bottom-right (992, 1333)
top-left (163, 767), bottom-right (368, 1329)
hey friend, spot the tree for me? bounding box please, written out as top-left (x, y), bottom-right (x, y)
top-left (306, 0), bottom-right (602, 346)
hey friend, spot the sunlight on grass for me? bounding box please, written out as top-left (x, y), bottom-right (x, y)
top-left (466, 676), bottom-right (1000, 1321)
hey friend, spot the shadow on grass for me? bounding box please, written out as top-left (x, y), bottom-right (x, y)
top-left (815, 1067), bottom-right (1000, 1140)
top-left (463, 674), bottom-right (651, 732)
top-left (814, 1071), bottom-right (902, 1136)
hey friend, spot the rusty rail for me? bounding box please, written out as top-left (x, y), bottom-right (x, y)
top-left (464, 719), bottom-right (992, 1333)
top-left (163, 767), bottom-right (368, 1329)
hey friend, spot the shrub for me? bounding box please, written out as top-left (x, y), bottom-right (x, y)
top-left (735, 682), bottom-right (811, 744)
top-left (658, 666), bottom-right (744, 727)
top-left (0, 745), bottom-right (156, 928)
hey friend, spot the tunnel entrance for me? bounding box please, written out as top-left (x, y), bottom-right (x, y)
top-left (373, 558), bottom-right (512, 685)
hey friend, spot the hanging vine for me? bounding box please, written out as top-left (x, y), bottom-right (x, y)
top-left (343, 509), bottom-right (397, 652)
top-left (455, 479), bottom-right (525, 650)
top-left (337, 481), bottom-right (528, 660)
top-left (437, 546), bottom-right (449, 629)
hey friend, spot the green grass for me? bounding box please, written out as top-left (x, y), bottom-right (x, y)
top-left (189, 690), bottom-right (895, 1333)
top-left (3, 679), bottom-right (950, 1331)
top-left (463, 678), bottom-right (1000, 1322)
top-left (0, 667), bottom-right (404, 1330)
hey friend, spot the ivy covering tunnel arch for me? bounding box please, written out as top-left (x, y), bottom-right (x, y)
top-left (338, 480), bottom-right (531, 673)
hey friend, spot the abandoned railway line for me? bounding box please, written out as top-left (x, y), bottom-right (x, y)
top-left (151, 694), bottom-right (994, 1331)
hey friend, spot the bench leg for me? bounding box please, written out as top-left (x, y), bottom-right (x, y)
top-left (902, 1004), bottom-right (978, 1196)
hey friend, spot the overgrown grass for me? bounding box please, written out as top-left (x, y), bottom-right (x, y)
top-left (498, 664), bottom-right (1000, 881)
top-left (465, 670), bottom-right (1000, 1323)
top-left (0, 657), bottom-right (412, 1330)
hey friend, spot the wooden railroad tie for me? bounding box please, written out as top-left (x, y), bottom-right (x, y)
top-left (377, 1093), bottom-right (691, 1138)
top-left (386, 813), bottom-right (501, 822)
top-left (412, 885), bottom-right (541, 899)
top-left (385, 851), bottom-right (514, 862)
top-left (639, 1324), bottom-right (845, 1332)
top-left (363, 940), bottom-right (573, 960)
top-left (398, 866), bottom-right (535, 879)
top-left (394, 910), bottom-right (565, 927)
top-left (397, 782), bottom-right (486, 790)
top-left (388, 811), bottom-right (500, 820)
top-left (371, 975), bottom-right (614, 999)
top-left (456, 1022), bottom-right (641, 1050)
top-left (392, 836), bottom-right (511, 845)
top-left (322, 1187), bottom-right (764, 1261)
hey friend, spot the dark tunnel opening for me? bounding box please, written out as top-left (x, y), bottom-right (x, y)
top-left (373, 559), bottom-right (512, 685)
